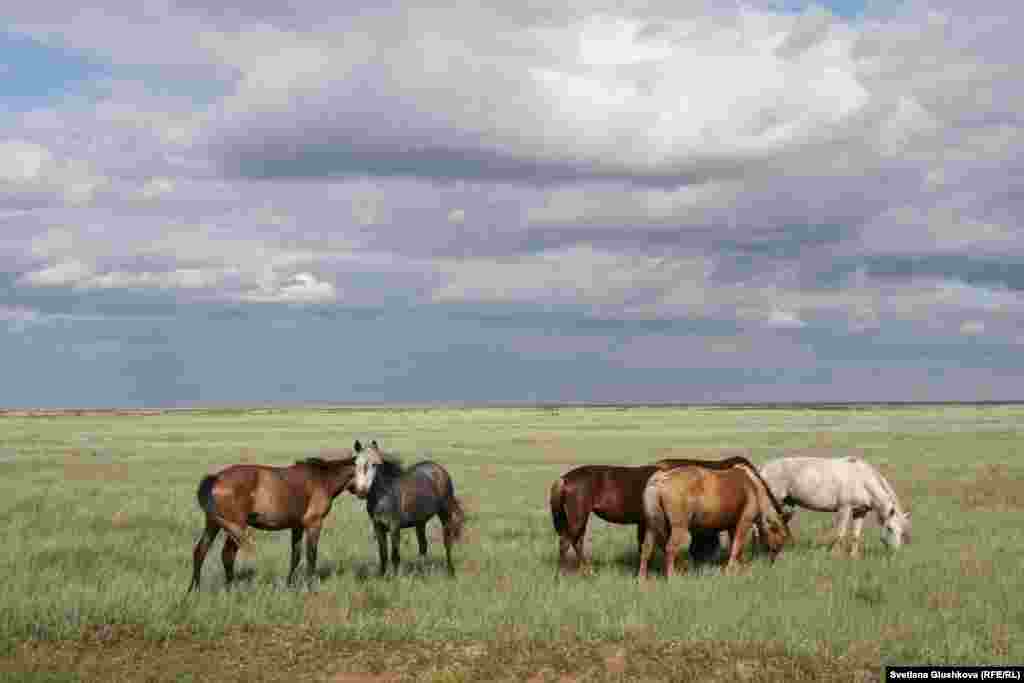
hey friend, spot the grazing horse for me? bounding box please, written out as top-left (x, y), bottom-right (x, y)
top-left (638, 463), bottom-right (791, 579)
top-left (350, 440), bottom-right (465, 577)
top-left (549, 456), bottom-right (786, 573)
top-left (189, 453), bottom-right (356, 592)
top-left (759, 455), bottom-right (911, 557)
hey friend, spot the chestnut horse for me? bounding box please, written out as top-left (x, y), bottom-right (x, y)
top-left (188, 452), bottom-right (356, 592)
top-left (638, 463), bottom-right (791, 579)
top-left (548, 456), bottom-right (786, 573)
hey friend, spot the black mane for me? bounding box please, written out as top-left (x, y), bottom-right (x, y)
top-left (373, 453), bottom-right (405, 480)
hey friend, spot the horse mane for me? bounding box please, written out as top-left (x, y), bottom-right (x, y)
top-left (657, 455), bottom-right (788, 522)
top-left (860, 459), bottom-right (902, 516)
top-left (372, 452), bottom-right (405, 479)
top-left (295, 455), bottom-right (356, 469)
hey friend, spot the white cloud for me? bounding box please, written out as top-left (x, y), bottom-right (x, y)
top-left (0, 140), bottom-right (53, 182)
top-left (139, 177), bottom-right (175, 200)
top-left (0, 139), bottom-right (108, 206)
top-left (21, 259), bottom-right (93, 286)
top-left (765, 309), bottom-right (807, 329)
top-left (959, 320), bottom-right (985, 336)
top-left (243, 271), bottom-right (337, 304)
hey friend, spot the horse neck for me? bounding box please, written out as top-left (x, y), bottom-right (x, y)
top-left (739, 466), bottom-right (781, 525)
top-left (865, 467), bottom-right (901, 521)
top-left (324, 465), bottom-right (355, 498)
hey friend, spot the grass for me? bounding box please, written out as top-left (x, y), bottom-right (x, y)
top-left (0, 404), bottom-right (1021, 681)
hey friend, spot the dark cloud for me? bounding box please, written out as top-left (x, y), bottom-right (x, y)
top-left (3, 0), bottom-right (1024, 405)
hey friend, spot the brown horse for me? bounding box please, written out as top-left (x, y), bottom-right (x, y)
top-left (549, 456), bottom-right (780, 573)
top-left (188, 451), bottom-right (357, 592)
top-left (638, 463), bottom-right (791, 579)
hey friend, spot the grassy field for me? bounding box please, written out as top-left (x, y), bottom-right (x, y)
top-left (0, 404), bottom-right (1021, 682)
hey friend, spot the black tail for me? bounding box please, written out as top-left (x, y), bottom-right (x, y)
top-left (549, 478), bottom-right (568, 535)
top-left (196, 475), bottom-right (219, 518)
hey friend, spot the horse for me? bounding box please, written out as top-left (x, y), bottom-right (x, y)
top-left (548, 456), bottom-right (788, 574)
top-left (350, 440), bottom-right (465, 577)
top-left (758, 455), bottom-right (911, 557)
top-left (638, 463), bottom-right (791, 579)
top-left (188, 451), bottom-right (357, 592)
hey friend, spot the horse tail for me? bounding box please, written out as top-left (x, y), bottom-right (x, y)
top-left (196, 475), bottom-right (219, 518)
top-left (446, 494), bottom-right (466, 542)
top-left (549, 477), bottom-right (568, 535)
top-left (196, 473), bottom-right (248, 548)
top-left (642, 473), bottom-right (669, 543)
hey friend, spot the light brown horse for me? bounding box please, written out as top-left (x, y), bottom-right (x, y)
top-left (549, 456), bottom-right (776, 574)
top-left (638, 463), bottom-right (791, 580)
top-left (188, 451), bottom-right (357, 592)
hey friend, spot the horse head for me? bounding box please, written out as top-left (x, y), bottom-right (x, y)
top-left (350, 439), bottom-right (384, 498)
top-left (880, 506), bottom-right (912, 549)
top-left (756, 507), bottom-right (792, 563)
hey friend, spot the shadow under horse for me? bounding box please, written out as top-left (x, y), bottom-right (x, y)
top-left (549, 455), bottom-right (791, 574)
top-left (188, 452), bottom-right (356, 592)
top-left (350, 440), bottom-right (465, 577)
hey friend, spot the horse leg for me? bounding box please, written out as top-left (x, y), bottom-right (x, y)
top-left (222, 536), bottom-right (239, 589)
top-left (664, 527), bottom-right (691, 579)
top-left (390, 527), bottom-right (402, 576)
top-left (637, 526), bottom-right (656, 581)
top-left (830, 506), bottom-right (852, 557)
top-left (305, 525), bottom-right (322, 582)
top-left (850, 509), bottom-right (867, 559)
top-left (189, 520), bottom-right (221, 593)
top-left (416, 523), bottom-right (428, 556)
top-left (287, 527), bottom-right (304, 586)
top-left (563, 496), bottom-right (591, 574)
top-left (636, 522), bottom-right (647, 565)
top-left (374, 522), bottom-right (389, 577)
top-left (441, 516), bottom-right (457, 578)
top-left (725, 519), bottom-right (752, 574)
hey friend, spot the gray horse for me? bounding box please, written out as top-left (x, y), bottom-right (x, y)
top-left (759, 455), bottom-right (911, 556)
top-left (350, 440), bottom-right (465, 576)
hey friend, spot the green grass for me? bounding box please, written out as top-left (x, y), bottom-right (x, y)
top-left (0, 405), bottom-right (1021, 678)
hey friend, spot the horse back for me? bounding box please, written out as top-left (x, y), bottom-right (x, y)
top-left (371, 461), bottom-right (453, 527)
top-left (559, 465), bottom-right (657, 524)
top-left (209, 464), bottom-right (312, 522)
top-left (648, 466), bottom-right (757, 527)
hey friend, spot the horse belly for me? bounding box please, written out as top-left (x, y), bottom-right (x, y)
top-left (398, 497), bottom-right (442, 527)
top-left (247, 477), bottom-right (304, 529)
top-left (689, 508), bottom-right (739, 532)
top-left (593, 487), bottom-right (643, 524)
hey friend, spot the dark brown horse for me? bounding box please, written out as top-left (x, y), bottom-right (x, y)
top-left (188, 452), bottom-right (357, 592)
top-left (549, 456), bottom-right (790, 573)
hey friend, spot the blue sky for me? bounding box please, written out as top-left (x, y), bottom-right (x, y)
top-left (2, 0), bottom-right (1023, 407)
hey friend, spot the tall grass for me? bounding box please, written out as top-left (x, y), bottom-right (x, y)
top-left (1, 405), bottom-right (1021, 666)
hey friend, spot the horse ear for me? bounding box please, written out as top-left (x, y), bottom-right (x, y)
top-left (904, 510), bottom-right (911, 520)
top-left (888, 507), bottom-right (895, 519)
top-left (354, 440), bottom-right (362, 453)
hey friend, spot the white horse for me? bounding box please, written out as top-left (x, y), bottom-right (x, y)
top-left (759, 455), bottom-right (911, 556)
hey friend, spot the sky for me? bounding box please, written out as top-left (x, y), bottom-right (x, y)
top-left (2, 0), bottom-right (1023, 408)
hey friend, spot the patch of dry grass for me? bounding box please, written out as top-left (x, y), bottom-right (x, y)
top-left (926, 463), bottom-right (1024, 512)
